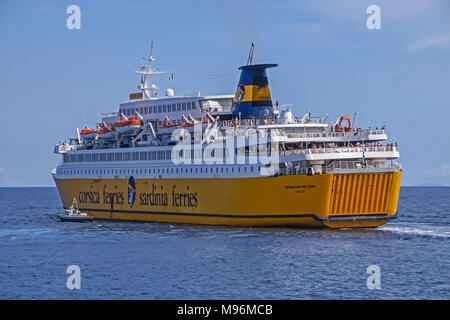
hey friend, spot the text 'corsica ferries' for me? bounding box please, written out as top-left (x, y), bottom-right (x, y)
top-left (53, 42), bottom-right (402, 228)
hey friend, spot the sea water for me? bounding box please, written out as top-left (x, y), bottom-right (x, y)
top-left (0, 187), bottom-right (448, 299)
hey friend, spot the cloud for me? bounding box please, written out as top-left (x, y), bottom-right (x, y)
top-left (407, 32), bottom-right (450, 51)
top-left (424, 164), bottom-right (450, 177)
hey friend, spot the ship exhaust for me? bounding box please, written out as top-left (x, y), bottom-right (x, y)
top-left (231, 44), bottom-right (277, 119)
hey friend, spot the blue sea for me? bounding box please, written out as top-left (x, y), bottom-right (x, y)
top-left (0, 187), bottom-right (448, 299)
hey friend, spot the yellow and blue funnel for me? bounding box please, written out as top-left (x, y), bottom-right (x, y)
top-left (231, 63), bottom-right (277, 119)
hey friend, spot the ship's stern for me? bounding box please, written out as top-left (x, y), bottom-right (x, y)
top-left (322, 171), bottom-right (402, 228)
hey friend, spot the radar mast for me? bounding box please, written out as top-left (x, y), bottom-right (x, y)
top-left (247, 42), bottom-right (254, 66)
top-left (134, 40), bottom-right (171, 99)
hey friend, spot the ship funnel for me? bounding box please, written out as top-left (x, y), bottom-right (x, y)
top-left (231, 63), bottom-right (277, 119)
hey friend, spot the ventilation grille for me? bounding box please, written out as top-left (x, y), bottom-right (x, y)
top-left (329, 173), bottom-right (393, 215)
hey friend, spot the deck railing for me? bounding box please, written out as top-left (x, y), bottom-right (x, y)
top-left (277, 160), bottom-right (401, 177)
top-left (280, 145), bottom-right (398, 156)
top-left (327, 160), bottom-right (400, 171)
top-left (278, 129), bottom-right (386, 139)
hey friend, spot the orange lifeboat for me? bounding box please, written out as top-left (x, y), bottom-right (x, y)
top-left (114, 117), bottom-right (142, 135)
top-left (97, 123), bottom-right (116, 140)
top-left (159, 120), bottom-right (180, 129)
top-left (80, 127), bottom-right (97, 140)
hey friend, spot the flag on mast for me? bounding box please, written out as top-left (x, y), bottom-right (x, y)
top-left (169, 73), bottom-right (173, 80)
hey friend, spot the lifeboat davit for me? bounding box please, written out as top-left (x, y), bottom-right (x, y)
top-left (332, 116), bottom-right (352, 132)
top-left (80, 127), bottom-right (97, 140)
top-left (114, 117), bottom-right (143, 135)
top-left (158, 116), bottom-right (180, 134)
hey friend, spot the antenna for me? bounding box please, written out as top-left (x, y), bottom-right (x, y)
top-left (352, 112), bottom-right (357, 128)
top-left (134, 40), bottom-right (171, 99)
top-left (147, 40), bottom-right (154, 72)
top-left (247, 42), bottom-right (254, 66)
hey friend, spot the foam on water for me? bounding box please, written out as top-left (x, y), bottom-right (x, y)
top-left (378, 223), bottom-right (450, 238)
top-left (0, 227), bottom-right (58, 240)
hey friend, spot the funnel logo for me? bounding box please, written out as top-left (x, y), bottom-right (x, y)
top-left (127, 176), bottom-right (136, 208)
top-left (237, 84), bottom-right (246, 101)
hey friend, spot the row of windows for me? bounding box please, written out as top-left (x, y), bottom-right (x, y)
top-left (64, 151), bottom-right (172, 163)
top-left (58, 165), bottom-right (260, 176)
top-left (63, 149), bottom-right (231, 163)
top-left (121, 101), bottom-right (197, 117)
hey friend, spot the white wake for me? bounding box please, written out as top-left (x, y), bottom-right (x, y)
top-left (378, 223), bottom-right (450, 238)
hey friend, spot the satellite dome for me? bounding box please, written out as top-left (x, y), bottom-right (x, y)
top-left (166, 88), bottom-right (174, 97)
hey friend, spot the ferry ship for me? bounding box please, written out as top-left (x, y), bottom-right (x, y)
top-left (52, 42), bottom-right (402, 228)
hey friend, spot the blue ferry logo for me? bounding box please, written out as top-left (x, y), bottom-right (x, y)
top-left (128, 176), bottom-right (136, 208)
top-left (237, 84), bottom-right (245, 101)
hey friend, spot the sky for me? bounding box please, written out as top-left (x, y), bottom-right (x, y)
top-left (0, 0), bottom-right (449, 186)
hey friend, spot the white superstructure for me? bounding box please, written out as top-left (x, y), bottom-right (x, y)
top-left (53, 42), bottom-right (401, 181)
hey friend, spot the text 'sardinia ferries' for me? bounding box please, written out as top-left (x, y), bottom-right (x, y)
top-left (53, 42), bottom-right (402, 228)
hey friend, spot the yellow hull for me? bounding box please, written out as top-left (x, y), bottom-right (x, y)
top-left (53, 171), bottom-right (402, 228)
